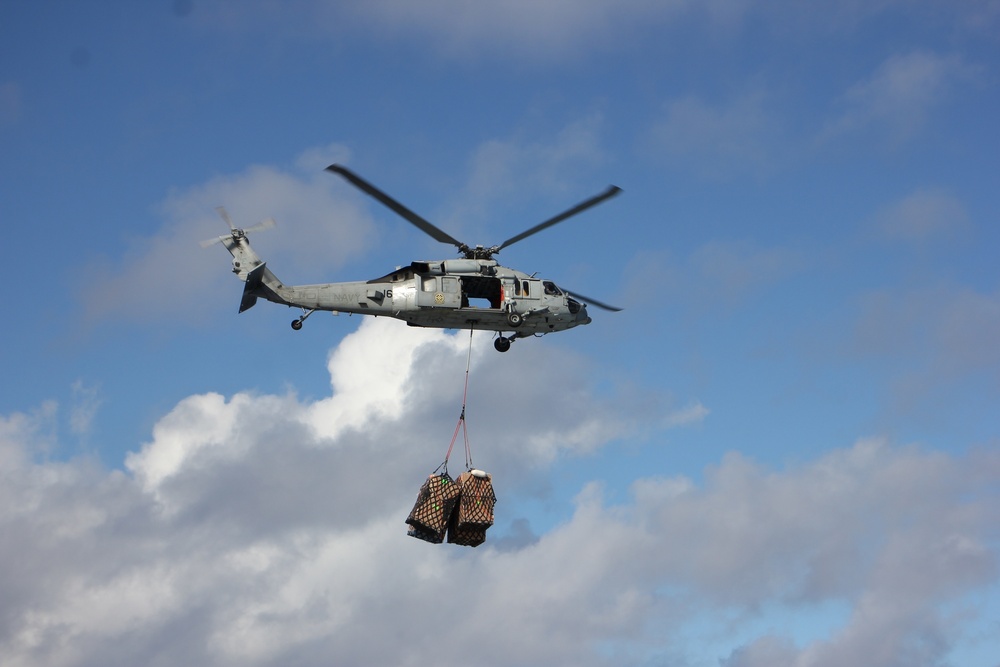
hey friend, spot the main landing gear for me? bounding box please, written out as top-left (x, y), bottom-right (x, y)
top-left (493, 331), bottom-right (523, 353)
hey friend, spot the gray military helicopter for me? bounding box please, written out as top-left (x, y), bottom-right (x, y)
top-left (205, 164), bottom-right (622, 352)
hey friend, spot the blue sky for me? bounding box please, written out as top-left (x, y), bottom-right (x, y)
top-left (2, 1), bottom-right (999, 665)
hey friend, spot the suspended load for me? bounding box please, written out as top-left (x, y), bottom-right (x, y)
top-left (405, 468), bottom-right (496, 547)
top-left (405, 472), bottom-right (461, 544)
top-left (405, 329), bottom-right (496, 547)
top-left (446, 469), bottom-right (496, 547)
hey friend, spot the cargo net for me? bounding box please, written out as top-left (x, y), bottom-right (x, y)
top-left (447, 470), bottom-right (497, 547)
top-left (405, 470), bottom-right (496, 547)
top-left (405, 330), bottom-right (497, 547)
top-left (405, 473), bottom-right (461, 544)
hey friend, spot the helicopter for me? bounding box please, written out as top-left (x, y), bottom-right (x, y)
top-left (204, 164), bottom-right (622, 352)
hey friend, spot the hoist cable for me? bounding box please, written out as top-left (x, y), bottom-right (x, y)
top-left (438, 328), bottom-right (476, 474)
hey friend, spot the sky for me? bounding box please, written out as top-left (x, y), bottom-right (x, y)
top-left (1, 1), bottom-right (999, 665)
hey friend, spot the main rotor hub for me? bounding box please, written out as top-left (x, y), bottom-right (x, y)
top-left (461, 244), bottom-right (501, 260)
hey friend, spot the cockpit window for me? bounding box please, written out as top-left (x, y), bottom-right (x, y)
top-left (543, 281), bottom-right (561, 296)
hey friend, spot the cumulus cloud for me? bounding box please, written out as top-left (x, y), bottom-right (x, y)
top-left (2, 318), bottom-right (997, 667)
top-left (77, 143), bottom-right (374, 328)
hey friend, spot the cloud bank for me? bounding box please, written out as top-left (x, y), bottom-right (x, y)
top-left (78, 143), bottom-right (373, 328)
top-left (2, 318), bottom-right (997, 666)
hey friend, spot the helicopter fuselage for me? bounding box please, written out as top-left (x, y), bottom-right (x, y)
top-left (233, 243), bottom-right (591, 338)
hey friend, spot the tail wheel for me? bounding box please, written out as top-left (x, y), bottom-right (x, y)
top-left (291, 308), bottom-right (316, 331)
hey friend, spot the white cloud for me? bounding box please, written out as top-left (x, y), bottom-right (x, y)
top-left (69, 380), bottom-right (103, 438)
top-left (77, 144), bottom-right (375, 328)
top-left (196, 0), bottom-right (722, 61)
top-left (2, 320), bottom-right (997, 667)
top-left (874, 188), bottom-right (970, 242)
top-left (342, 0), bottom-right (692, 60)
top-left (194, 0), bottom-right (995, 66)
top-left (821, 51), bottom-right (975, 144)
top-left (305, 319), bottom-right (465, 440)
top-left (339, 1), bottom-right (975, 61)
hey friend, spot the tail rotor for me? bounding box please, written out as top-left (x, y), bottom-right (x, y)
top-left (200, 206), bottom-right (276, 247)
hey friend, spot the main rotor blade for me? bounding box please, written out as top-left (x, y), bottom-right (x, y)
top-left (326, 164), bottom-right (466, 250)
top-left (497, 185), bottom-right (622, 252)
top-left (216, 206), bottom-right (236, 230)
top-left (566, 290), bottom-right (622, 312)
top-left (200, 235), bottom-right (226, 248)
top-left (244, 217), bottom-right (276, 234)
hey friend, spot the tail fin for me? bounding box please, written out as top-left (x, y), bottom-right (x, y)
top-left (222, 236), bottom-right (286, 312)
top-left (240, 262), bottom-right (266, 312)
top-left (203, 208), bottom-right (285, 312)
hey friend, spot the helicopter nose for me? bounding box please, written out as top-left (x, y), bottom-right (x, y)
top-left (567, 297), bottom-right (591, 325)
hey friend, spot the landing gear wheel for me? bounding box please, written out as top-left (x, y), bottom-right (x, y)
top-left (291, 319), bottom-right (303, 331)
top-left (506, 312), bottom-right (523, 327)
top-left (494, 336), bottom-right (511, 353)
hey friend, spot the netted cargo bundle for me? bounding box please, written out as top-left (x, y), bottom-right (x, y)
top-left (446, 470), bottom-right (496, 547)
top-left (454, 470), bottom-right (496, 527)
top-left (405, 473), bottom-right (461, 543)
